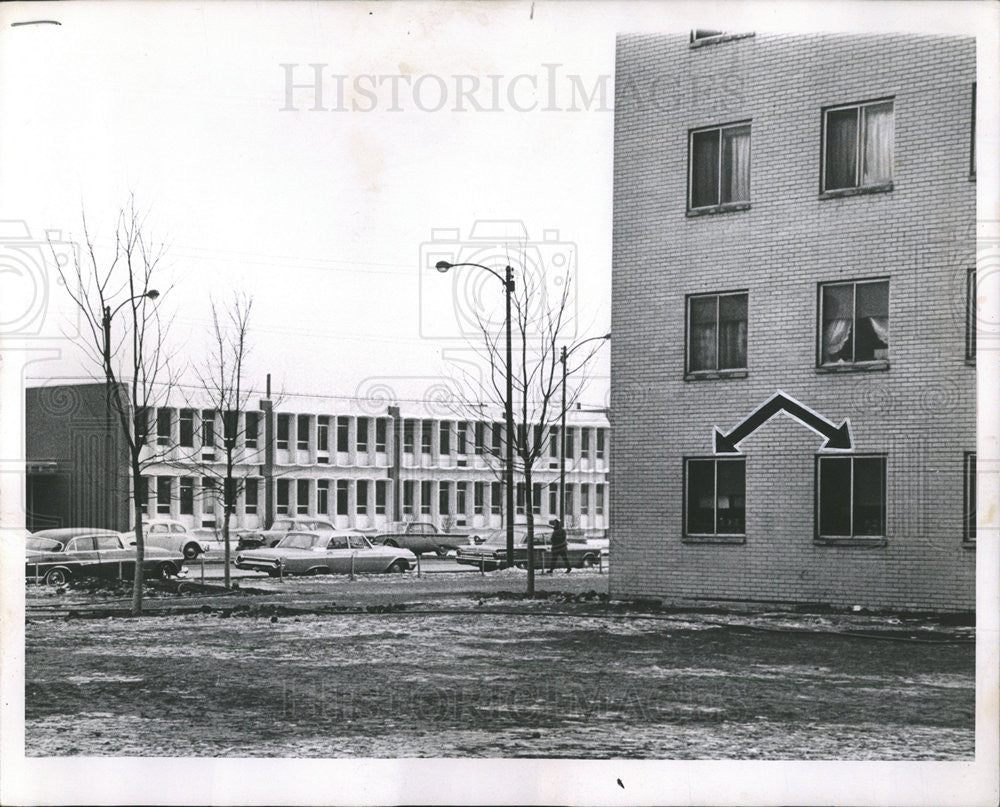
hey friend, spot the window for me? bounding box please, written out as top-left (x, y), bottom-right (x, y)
top-left (439, 482), bottom-right (451, 515)
top-left (689, 122), bottom-right (751, 211)
top-left (375, 480), bottom-right (387, 515)
top-left (245, 411), bottom-right (259, 450)
top-left (203, 477), bottom-right (217, 516)
top-left (403, 481), bottom-right (415, 516)
top-left (201, 410), bottom-right (215, 458)
top-left (422, 422), bottom-right (433, 454)
top-left (440, 421), bottom-right (451, 454)
top-left (357, 418), bottom-right (369, 453)
top-left (317, 416), bottom-right (330, 452)
top-left (403, 420), bottom-right (415, 453)
top-left (135, 407), bottom-right (151, 445)
top-left (277, 414), bottom-right (290, 450)
top-left (532, 483), bottom-right (542, 516)
top-left (245, 478), bottom-right (258, 515)
top-left (137, 476), bottom-right (149, 514)
top-left (297, 415), bottom-right (310, 451)
top-left (491, 422), bottom-right (502, 454)
top-left (971, 83), bottom-right (977, 177)
top-left (816, 456), bottom-right (885, 541)
top-left (596, 484), bottom-right (605, 516)
top-left (337, 417), bottom-right (349, 453)
top-left (156, 408), bottom-right (171, 446)
top-left (456, 482), bottom-right (467, 515)
top-left (491, 482), bottom-right (502, 515)
top-left (180, 477), bottom-right (194, 515)
top-left (179, 409), bottom-right (194, 448)
top-left (690, 29), bottom-right (724, 41)
top-left (549, 427), bottom-right (559, 458)
top-left (597, 429), bottom-right (606, 460)
top-left (565, 428), bottom-right (575, 459)
top-left (822, 100), bottom-right (893, 193)
top-left (685, 458), bottom-right (745, 537)
top-left (276, 479), bottom-right (289, 514)
top-left (357, 480), bottom-right (369, 515)
top-left (549, 483), bottom-right (558, 515)
top-left (967, 268), bottom-right (977, 362)
top-left (819, 280), bottom-right (889, 366)
top-left (375, 418), bottom-right (388, 452)
top-left (687, 291), bottom-right (748, 374)
top-left (581, 484), bottom-right (590, 516)
top-left (421, 481), bottom-right (432, 515)
top-left (564, 483), bottom-right (574, 517)
top-left (964, 453), bottom-right (976, 543)
top-left (581, 429), bottom-right (591, 460)
top-left (296, 479), bottom-right (310, 515)
top-left (474, 422), bottom-right (485, 454)
top-left (157, 477), bottom-right (172, 514)
top-left (457, 422), bottom-right (468, 454)
top-left (336, 480), bottom-right (349, 516)
top-left (474, 482), bottom-right (485, 515)
top-left (515, 482), bottom-right (525, 515)
top-left (316, 479), bottom-right (329, 514)
top-left (689, 29), bottom-right (754, 46)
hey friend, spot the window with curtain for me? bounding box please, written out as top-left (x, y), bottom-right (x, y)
top-left (822, 100), bottom-right (894, 192)
top-left (687, 291), bottom-right (748, 374)
top-left (817, 456), bottom-right (886, 539)
top-left (689, 122), bottom-right (751, 211)
top-left (685, 458), bottom-right (745, 536)
top-left (819, 279), bottom-right (889, 365)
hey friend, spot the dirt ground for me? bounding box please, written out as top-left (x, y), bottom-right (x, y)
top-left (24, 577), bottom-right (974, 759)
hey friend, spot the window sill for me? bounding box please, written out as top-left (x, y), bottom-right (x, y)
top-left (962, 540), bottom-right (977, 550)
top-left (683, 535), bottom-right (746, 545)
top-left (686, 202), bottom-right (751, 218)
top-left (816, 360), bottom-right (889, 374)
top-left (690, 32), bottom-right (755, 48)
top-left (685, 369), bottom-right (748, 381)
top-left (819, 182), bottom-right (893, 200)
top-left (814, 536), bottom-right (887, 548)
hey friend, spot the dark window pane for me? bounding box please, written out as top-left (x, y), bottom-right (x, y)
top-left (966, 454), bottom-right (977, 541)
top-left (689, 296), bottom-right (718, 371)
top-left (719, 293), bottom-right (748, 369)
top-left (825, 107), bottom-right (858, 190)
top-left (819, 457), bottom-right (851, 536)
top-left (691, 129), bottom-right (721, 208)
top-left (686, 460), bottom-right (716, 534)
top-left (853, 458), bottom-right (885, 536)
top-left (821, 284), bottom-right (854, 364)
top-left (854, 281), bottom-right (889, 361)
top-left (716, 460), bottom-right (746, 534)
top-left (179, 410), bottom-right (194, 447)
top-left (720, 125), bottom-right (750, 203)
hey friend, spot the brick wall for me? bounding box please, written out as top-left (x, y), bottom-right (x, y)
top-left (609, 33), bottom-right (976, 612)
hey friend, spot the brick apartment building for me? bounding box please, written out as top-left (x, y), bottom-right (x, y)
top-left (25, 382), bottom-right (609, 537)
top-left (610, 33), bottom-right (976, 611)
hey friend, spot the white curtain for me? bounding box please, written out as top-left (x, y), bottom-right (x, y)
top-left (869, 317), bottom-right (889, 346)
top-left (723, 126), bottom-right (751, 203)
top-left (823, 319), bottom-right (852, 361)
top-left (862, 103), bottom-right (893, 185)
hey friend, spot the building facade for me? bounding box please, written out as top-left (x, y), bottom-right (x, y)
top-left (610, 33), bottom-right (976, 611)
top-left (26, 383), bottom-right (610, 537)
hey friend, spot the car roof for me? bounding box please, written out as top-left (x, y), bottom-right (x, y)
top-left (32, 528), bottom-right (122, 539)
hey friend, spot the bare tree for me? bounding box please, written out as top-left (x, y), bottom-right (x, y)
top-left (53, 196), bottom-right (177, 616)
top-left (447, 259), bottom-right (605, 597)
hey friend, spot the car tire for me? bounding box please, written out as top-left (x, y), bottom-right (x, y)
top-left (435, 547), bottom-right (450, 558)
top-left (44, 567), bottom-right (70, 586)
top-left (183, 542), bottom-right (201, 560)
top-left (582, 554), bottom-right (597, 568)
top-left (388, 560), bottom-right (407, 573)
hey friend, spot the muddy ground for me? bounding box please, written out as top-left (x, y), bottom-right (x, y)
top-left (24, 575), bottom-right (974, 759)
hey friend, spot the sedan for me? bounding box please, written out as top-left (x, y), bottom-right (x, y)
top-left (455, 528), bottom-right (604, 571)
top-left (26, 528), bottom-right (185, 586)
top-left (235, 530), bottom-right (416, 576)
top-left (137, 519), bottom-right (210, 559)
top-left (253, 517), bottom-right (338, 548)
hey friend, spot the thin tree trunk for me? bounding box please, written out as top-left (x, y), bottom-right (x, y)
top-left (525, 461), bottom-right (535, 598)
top-left (130, 458), bottom-right (145, 616)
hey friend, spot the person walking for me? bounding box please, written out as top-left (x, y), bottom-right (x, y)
top-left (545, 518), bottom-right (571, 574)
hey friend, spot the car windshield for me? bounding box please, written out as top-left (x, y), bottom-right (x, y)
top-left (482, 530), bottom-right (528, 546)
top-left (26, 537), bottom-right (63, 552)
top-left (276, 533), bottom-right (323, 549)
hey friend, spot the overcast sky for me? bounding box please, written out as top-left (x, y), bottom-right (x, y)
top-left (1, 1), bottom-right (994, 411)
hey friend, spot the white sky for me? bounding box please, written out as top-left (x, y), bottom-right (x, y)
top-left (3, 0), bottom-right (993, 412)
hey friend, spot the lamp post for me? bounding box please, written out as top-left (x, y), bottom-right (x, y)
top-left (102, 289), bottom-right (159, 528)
top-left (559, 333), bottom-right (610, 525)
top-left (435, 260), bottom-right (516, 568)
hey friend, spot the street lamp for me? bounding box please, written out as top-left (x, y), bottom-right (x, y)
top-left (559, 332), bottom-right (610, 525)
top-left (101, 289), bottom-right (159, 528)
top-left (435, 260), bottom-right (516, 568)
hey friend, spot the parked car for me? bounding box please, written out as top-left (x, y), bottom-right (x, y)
top-left (235, 530), bottom-right (417, 576)
top-left (132, 519), bottom-right (210, 560)
top-left (248, 517), bottom-right (339, 549)
top-left (190, 526), bottom-right (258, 555)
top-left (26, 528), bottom-right (185, 586)
top-left (455, 527), bottom-right (604, 571)
top-left (372, 521), bottom-right (481, 557)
